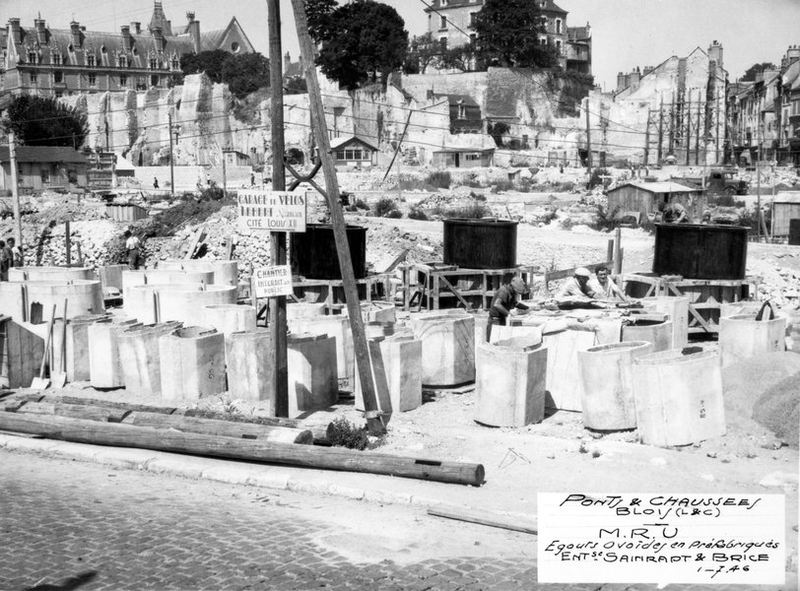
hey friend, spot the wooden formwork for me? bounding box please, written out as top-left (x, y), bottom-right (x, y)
top-left (401, 263), bottom-right (538, 311)
top-left (622, 273), bottom-right (760, 334)
top-left (291, 273), bottom-right (395, 307)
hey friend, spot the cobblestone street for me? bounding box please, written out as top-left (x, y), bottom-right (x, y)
top-left (1, 450), bottom-right (543, 591)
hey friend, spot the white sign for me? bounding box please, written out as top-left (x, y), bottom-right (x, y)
top-left (253, 265), bottom-right (293, 298)
top-left (237, 190), bottom-right (306, 232)
top-left (538, 493), bottom-right (785, 587)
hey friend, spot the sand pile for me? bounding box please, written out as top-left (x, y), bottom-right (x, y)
top-left (754, 373), bottom-right (800, 448)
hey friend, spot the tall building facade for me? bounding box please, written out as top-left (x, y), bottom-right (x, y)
top-left (0, 1), bottom-right (254, 98)
top-left (423, 0), bottom-right (592, 74)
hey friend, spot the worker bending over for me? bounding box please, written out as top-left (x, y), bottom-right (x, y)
top-left (554, 267), bottom-right (598, 302)
top-left (488, 276), bottom-right (529, 340)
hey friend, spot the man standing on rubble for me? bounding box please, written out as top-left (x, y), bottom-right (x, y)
top-left (124, 229), bottom-right (141, 270)
top-left (7, 237), bottom-right (22, 268)
top-left (488, 276), bottom-right (530, 340)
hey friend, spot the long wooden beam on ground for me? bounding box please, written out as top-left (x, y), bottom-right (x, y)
top-left (0, 412), bottom-right (485, 486)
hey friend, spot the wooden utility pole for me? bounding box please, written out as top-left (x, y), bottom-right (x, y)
top-left (695, 96), bottom-right (701, 166)
top-left (644, 110), bottom-right (651, 168)
top-left (685, 90), bottom-right (691, 166)
top-left (756, 124), bottom-right (762, 241)
top-left (584, 97), bottom-right (592, 180)
top-left (267, 0), bottom-right (289, 418)
top-left (8, 131), bottom-right (22, 249)
top-left (290, 0), bottom-right (385, 435)
top-left (657, 97), bottom-right (664, 163)
top-left (668, 90), bottom-right (675, 156)
top-left (168, 112), bottom-right (175, 197)
top-left (221, 146), bottom-right (228, 200)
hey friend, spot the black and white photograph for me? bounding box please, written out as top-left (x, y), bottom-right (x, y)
top-left (0, 0), bottom-right (798, 589)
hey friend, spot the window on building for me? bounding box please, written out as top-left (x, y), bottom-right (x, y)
top-left (336, 149), bottom-right (346, 160)
top-left (53, 53), bottom-right (62, 65)
top-left (171, 58), bottom-right (180, 70)
top-left (87, 54), bottom-right (95, 67)
top-left (54, 71), bottom-right (63, 83)
top-left (30, 72), bottom-right (38, 84)
top-left (441, 0), bottom-right (448, 5)
top-left (469, 12), bottom-right (477, 27)
top-left (151, 75), bottom-right (159, 87)
top-left (149, 57), bottom-right (157, 69)
top-left (440, 16), bottom-right (447, 29)
top-left (28, 50), bottom-right (37, 63)
top-left (465, 153), bottom-right (481, 161)
top-left (119, 55), bottom-right (127, 67)
top-left (231, 42), bottom-right (240, 53)
top-left (88, 73), bottom-right (97, 86)
top-left (469, 33), bottom-right (477, 46)
top-left (136, 77), bottom-right (147, 90)
top-left (555, 39), bottom-right (562, 54)
top-left (555, 19), bottom-right (562, 34)
top-left (539, 37), bottom-right (548, 46)
top-left (120, 74), bottom-right (128, 87)
top-left (439, 37), bottom-right (448, 51)
top-left (41, 169), bottom-right (50, 183)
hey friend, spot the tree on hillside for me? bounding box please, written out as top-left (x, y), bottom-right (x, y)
top-left (474, 0), bottom-right (559, 69)
top-left (308, 0), bottom-right (409, 90)
top-left (221, 53), bottom-right (271, 98)
top-left (2, 95), bottom-right (88, 147)
top-left (740, 62), bottom-right (778, 82)
top-left (181, 50), bottom-right (270, 98)
top-left (180, 50), bottom-right (230, 83)
top-left (403, 33), bottom-right (443, 75)
top-left (305, 0), bottom-right (338, 43)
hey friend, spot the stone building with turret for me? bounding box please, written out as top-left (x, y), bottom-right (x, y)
top-left (0, 1), bottom-right (254, 98)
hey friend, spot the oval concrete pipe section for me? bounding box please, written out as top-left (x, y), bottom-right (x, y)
top-left (286, 302), bottom-right (328, 321)
top-left (578, 340), bottom-right (653, 431)
top-left (288, 315), bottom-right (354, 392)
top-left (123, 283), bottom-right (203, 325)
top-left (9, 266), bottom-right (95, 282)
top-left (159, 259), bottom-right (239, 287)
top-left (159, 326), bottom-right (226, 404)
top-left (341, 301), bottom-right (397, 323)
top-left (632, 349), bottom-right (726, 447)
top-left (121, 269), bottom-right (215, 301)
top-left (411, 313), bottom-right (475, 387)
top-left (638, 296), bottom-right (689, 350)
top-left (354, 333), bottom-right (423, 415)
top-left (475, 336), bottom-right (547, 428)
top-left (286, 333), bottom-right (339, 419)
top-left (0, 279), bottom-right (104, 321)
top-left (226, 329), bottom-right (275, 409)
top-left (621, 318), bottom-right (673, 352)
top-left (158, 285), bottom-right (238, 327)
top-left (118, 322), bottom-right (184, 397)
top-left (719, 313), bottom-right (786, 368)
top-left (88, 317), bottom-right (141, 388)
top-left (202, 305), bottom-right (257, 339)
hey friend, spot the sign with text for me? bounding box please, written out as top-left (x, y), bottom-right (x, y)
top-left (538, 493), bottom-right (785, 586)
top-left (253, 265), bottom-right (293, 298)
top-left (237, 190), bottom-right (306, 232)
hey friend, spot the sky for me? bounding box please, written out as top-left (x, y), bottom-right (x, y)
top-left (6, 0), bottom-right (800, 91)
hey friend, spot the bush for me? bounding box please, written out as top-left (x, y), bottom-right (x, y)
top-left (408, 207), bottom-right (429, 221)
top-left (589, 168), bottom-right (609, 189)
top-left (374, 197), bottom-right (400, 217)
top-left (385, 209), bottom-right (403, 219)
top-left (490, 180), bottom-right (514, 193)
top-left (353, 197), bottom-right (369, 210)
top-left (426, 171), bottom-right (451, 189)
top-left (198, 182), bottom-right (225, 202)
top-left (444, 202), bottom-right (490, 219)
top-left (589, 204), bottom-right (620, 232)
top-left (469, 191), bottom-right (487, 202)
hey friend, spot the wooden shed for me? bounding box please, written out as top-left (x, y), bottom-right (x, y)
top-left (431, 147), bottom-right (495, 169)
top-left (0, 146), bottom-right (89, 194)
top-left (329, 136), bottom-right (377, 169)
top-left (606, 180), bottom-right (706, 224)
top-left (771, 192), bottom-right (800, 238)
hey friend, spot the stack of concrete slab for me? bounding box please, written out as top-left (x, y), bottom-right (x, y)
top-left (118, 321), bottom-right (183, 397)
top-left (88, 317), bottom-right (141, 388)
top-left (160, 326), bottom-right (227, 403)
top-left (289, 315), bottom-right (354, 392)
top-left (354, 332), bottom-right (422, 415)
top-left (411, 312), bottom-right (475, 387)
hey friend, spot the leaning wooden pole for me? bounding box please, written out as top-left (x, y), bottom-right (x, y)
top-left (289, 0), bottom-right (385, 435)
top-left (0, 412), bottom-right (484, 486)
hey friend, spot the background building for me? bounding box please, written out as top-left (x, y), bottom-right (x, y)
top-left (0, 1), bottom-right (254, 97)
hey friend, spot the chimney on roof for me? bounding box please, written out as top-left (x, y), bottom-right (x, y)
top-left (9, 18), bottom-right (21, 44)
top-left (708, 40), bottom-right (723, 69)
top-left (616, 71), bottom-right (626, 92)
top-left (70, 20), bottom-right (82, 47)
top-left (629, 67), bottom-right (641, 88)
top-left (152, 26), bottom-right (166, 52)
top-left (121, 25), bottom-right (133, 51)
top-left (643, 65), bottom-right (654, 76)
top-left (34, 17), bottom-right (47, 44)
top-left (186, 14), bottom-right (200, 54)
top-left (131, 21), bottom-right (141, 34)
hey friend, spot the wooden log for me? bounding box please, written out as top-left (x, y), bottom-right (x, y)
top-left (122, 411), bottom-right (314, 445)
top-left (40, 395), bottom-right (177, 415)
top-left (427, 506), bottom-right (538, 535)
top-left (14, 401), bottom-right (128, 423)
top-left (0, 413), bottom-right (485, 486)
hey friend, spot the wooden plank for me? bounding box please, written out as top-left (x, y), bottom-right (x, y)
top-left (15, 401), bottom-right (128, 423)
top-left (438, 275), bottom-right (472, 309)
top-left (184, 224), bottom-right (206, 260)
top-left (427, 506), bottom-right (537, 535)
top-left (0, 412), bottom-right (485, 486)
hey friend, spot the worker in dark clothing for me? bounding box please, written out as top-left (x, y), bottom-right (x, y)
top-left (659, 200), bottom-right (689, 223)
top-left (487, 276), bottom-right (529, 340)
